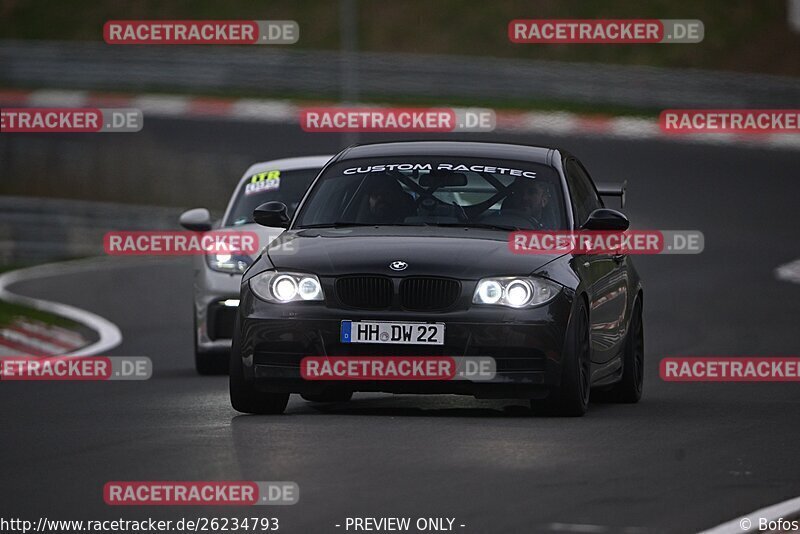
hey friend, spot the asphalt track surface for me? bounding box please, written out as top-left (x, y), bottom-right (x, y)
top-left (1, 119), bottom-right (799, 534)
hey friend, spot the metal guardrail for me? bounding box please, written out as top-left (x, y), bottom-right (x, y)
top-left (2, 40), bottom-right (800, 108)
top-left (0, 196), bottom-right (183, 265)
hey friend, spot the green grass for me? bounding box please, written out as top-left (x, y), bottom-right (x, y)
top-left (0, 265), bottom-right (83, 329)
top-left (0, 300), bottom-right (81, 330)
top-left (0, 265), bottom-right (29, 274)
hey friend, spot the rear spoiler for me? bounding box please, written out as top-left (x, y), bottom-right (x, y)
top-left (597, 181), bottom-right (627, 209)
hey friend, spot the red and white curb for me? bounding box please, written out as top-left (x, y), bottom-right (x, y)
top-left (0, 259), bottom-right (122, 357)
top-left (0, 317), bottom-right (88, 356)
top-left (2, 89), bottom-right (799, 150)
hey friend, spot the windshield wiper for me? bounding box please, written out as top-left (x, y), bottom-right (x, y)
top-left (297, 222), bottom-right (375, 228)
top-left (433, 222), bottom-right (521, 231)
top-left (298, 222), bottom-right (519, 231)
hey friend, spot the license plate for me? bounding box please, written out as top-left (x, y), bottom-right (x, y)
top-left (340, 320), bottom-right (445, 345)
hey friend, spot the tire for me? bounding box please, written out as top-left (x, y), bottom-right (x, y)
top-left (301, 391), bottom-right (353, 403)
top-left (229, 331), bottom-right (289, 415)
top-left (193, 308), bottom-right (228, 375)
top-left (605, 297), bottom-right (644, 403)
top-left (195, 349), bottom-right (228, 375)
top-left (535, 297), bottom-right (591, 417)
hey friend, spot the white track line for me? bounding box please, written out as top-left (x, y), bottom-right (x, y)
top-left (0, 259), bottom-right (123, 357)
top-left (775, 259), bottom-right (800, 284)
top-left (698, 495), bottom-right (800, 533)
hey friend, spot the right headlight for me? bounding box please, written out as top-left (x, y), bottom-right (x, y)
top-left (249, 271), bottom-right (324, 303)
top-left (206, 252), bottom-right (252, 274)
top-left (472, 276), bottom-right (560, 308)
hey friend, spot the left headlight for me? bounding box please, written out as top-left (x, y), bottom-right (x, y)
top-left (472, 276), bottom-right (561, 308)
top-left (206, 253), bottom-right (252, 274)
top-left (249, 271), bottom-right (324, 303)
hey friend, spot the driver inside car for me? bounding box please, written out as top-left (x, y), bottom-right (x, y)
top-left (356, 173), bottom-right (416, 224)
top-left (501, 178), bottom-right (554, 228)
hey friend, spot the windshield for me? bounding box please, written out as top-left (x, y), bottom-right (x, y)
top-left (293, 156), bottom-right (567, 230)
top-left (224, 167), bottom-right (319, 226)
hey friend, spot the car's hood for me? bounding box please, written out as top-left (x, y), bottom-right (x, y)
top-left (266, 226), bottom-right (562, 280)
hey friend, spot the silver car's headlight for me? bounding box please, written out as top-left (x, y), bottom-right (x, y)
top-left (472, 276), bottom-right (560, 308)
top-left (206, 253), bottom-right (252, 274)
top-left (249, 271), bottom-right (324, 303)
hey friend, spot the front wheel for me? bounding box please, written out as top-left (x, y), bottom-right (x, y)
top-left (534, 298), bottom-right (591, 417)
top-left (301, 391), bottom-right (353, 403)
top-left (229, 336), bottom-right (289, 415)
top-left (193, 307), bottom-right (227, 375)
top-left (195, 349), bottom-right (229, 375)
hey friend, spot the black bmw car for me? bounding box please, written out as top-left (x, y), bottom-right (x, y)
top-left (230, 141), bottom-right (644, 416)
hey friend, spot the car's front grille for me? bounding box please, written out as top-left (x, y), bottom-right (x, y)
top-left (335, 276), bottom-right (393, 309)
top-left (399, 277), bottom-right (461, 311)
top-left (334, 276), bottom-right (461, 311)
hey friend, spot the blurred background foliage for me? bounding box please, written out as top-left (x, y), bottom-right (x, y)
top-left (1, 0), bottom-right (798, 75)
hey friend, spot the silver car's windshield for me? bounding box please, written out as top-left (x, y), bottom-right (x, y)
top-left (225, 167), bottom-right (319, 226)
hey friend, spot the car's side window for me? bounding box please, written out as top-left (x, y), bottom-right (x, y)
top-left (565, 158), bottom-right (602, 227)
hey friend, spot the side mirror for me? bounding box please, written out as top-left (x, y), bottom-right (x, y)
top-left (179, 208), bottom-right (212, 232)
top-left (253, 201), bottom-right (290, 228)
top-left (582, 208), bottom-right (630, 231)
top-left (597, 181), bottom-right (627, 209)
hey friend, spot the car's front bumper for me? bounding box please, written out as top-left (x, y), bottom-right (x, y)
top-left (235, 283), bottom-right (574, 399)
top-left (194, 264), bottom-right (243, 352)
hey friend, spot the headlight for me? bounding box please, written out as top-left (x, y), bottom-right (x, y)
top-left (206, 253), bottom-right (252, 273)
top-left (472, 277), bottom-right (560, 308)
top-left (249, 271), bottom-right (324, 303)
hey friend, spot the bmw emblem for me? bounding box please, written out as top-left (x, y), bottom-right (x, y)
top-left (389, 261), bottom-right (408, 271)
